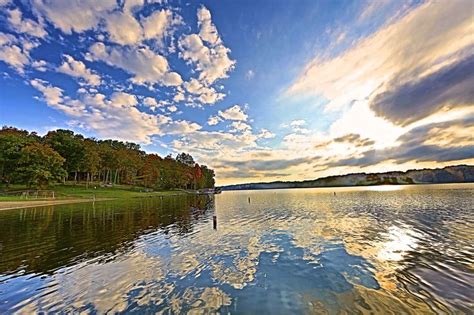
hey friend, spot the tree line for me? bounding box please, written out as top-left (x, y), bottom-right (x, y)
top-left (0, 127), bottom-right (215, 190)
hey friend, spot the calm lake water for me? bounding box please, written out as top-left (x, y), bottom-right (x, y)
top-left (0, 184), bottom-right (473, 314)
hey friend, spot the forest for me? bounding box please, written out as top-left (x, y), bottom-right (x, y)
top-left (0, 126), bottom-right (215, 190)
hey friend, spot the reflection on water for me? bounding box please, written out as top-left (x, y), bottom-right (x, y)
top-left (0, 184), bottom-right (473, 313)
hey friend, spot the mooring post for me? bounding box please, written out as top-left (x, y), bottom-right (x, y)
top-left (213, 215), bottom-right (217, 230)
top-left (248, 197), bottom-right (251, 203)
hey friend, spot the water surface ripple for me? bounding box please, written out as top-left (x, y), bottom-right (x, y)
top-left (0, 184), bottom-right (473, 314)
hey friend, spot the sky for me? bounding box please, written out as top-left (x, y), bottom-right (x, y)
top-left (0, 0), bottom-right (473, 185)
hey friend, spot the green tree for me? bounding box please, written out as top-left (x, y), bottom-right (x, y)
top-left (176, 152), bottom-right (195, 167)
top-left (15, 143), bottom-right (67, 188)
top-left (44, 129), bottom-right (85, 181)
top-left (0, 127), bottom-right (39, 187)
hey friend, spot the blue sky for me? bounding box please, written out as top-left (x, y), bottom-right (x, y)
top-left (0, 0), bottom-right (473, 185)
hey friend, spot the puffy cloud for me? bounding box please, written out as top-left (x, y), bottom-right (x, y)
top-left (32, 59), bottom-right (47, 71)
top-left (229, 121), bottom-right (251, 133)
top-left (143, 97), bottom-right (158, 107)
top-left (197, 6), bottom-right (220, 46)
top-left (287, 0), bottom-right (474, 123)
top-left (30, 79), bottom-right (200, 143)
top-left (110, 91), bottom-right (138, 107)
top-left (0, 32), bottom-right (38, 73)
top-left (7, 8), bottom-right (47, 38)
top-left (178, 6), bottom-right (235, 85)
top-left (30, 79), bottom-right (63, 106)
top-left (218, 105), bottom-right (248, 121)
top-left (142, 9), bottom-right (181, 42)
top-left (258, 129), bottom-right (275, 139)
top-left (206, 104), bottom-right (248, 127)
top-left (183, 78), bottom-right (225, 105)
top-left (179, 33), bottom-right (235, 85)
top-left (168, 105), bottom-right (177, 112)
top-left (123, 0), bottom-right (144, 13)
top-left (0, 44), bottom-right (29, 73)
top-left (105, 12), bottom-right (143, 45)
top-left (32, 0), bottom-right (116, 34)
top-left (207, 115), bottom-right (221, 126)
top-left (58, 55), bottom-right (101, 86)
top-left (87, 42), bottom-right (182, 87)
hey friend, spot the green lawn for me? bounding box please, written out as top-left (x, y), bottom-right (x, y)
top-left (0, 184), bottom-right (190, 201)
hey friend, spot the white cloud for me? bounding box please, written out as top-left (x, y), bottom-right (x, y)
top-left (178, 6), bottom-right (235, 85)
top-left (173, 91), bottom-right (185, 102)
top-left (168, 105), bottom-right (177, 112)
top-left (207, 115), bottom-right (221, 126)
top-left (32, 0), bottom-right (116, 34)
top-left (0, 32), bottom-right (38, 73)
top-left (110, 91), bottom-right (138, 107)
top-left (58, 55), bottom-right (101, 86)
top-left (142, 9), bottom-right (181, 42)
top-left (30, 79), bottom-right (201, 143)
top-left (87, 42), bottom-right (182, 87)
top-left (32, 60), bottom-right (47, 71)
top-left (30, 79), bottom-right (63, 106)
top-left (290, 120), bottom-right (306, 128)
top-left (7, 8), bottom-right (47, 38)
top-left (0, 44), bottom-right (29, 73)
top-left (183, 78), bottom-right (225, 105)
top-left (230, 121), bottom-right (251, 133)
top-left (123, 0), bottom-right (144, 13)
top-left (179, 33), bottom-right (235, 85)
top-left (106, 12), bottom-right (143, 45)
top-left (197, 6), bottom-right (220, 46)
top-left (218, 105), bottom-right (248, 121)
top-left (258, 129), bottom-right (275, 139)
top-left (143, 97), bottom-right (158, 107)
top-left (104, 7), bottom-right (181, 46)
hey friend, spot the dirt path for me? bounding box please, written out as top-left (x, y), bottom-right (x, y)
top-left (0, 198), bottom-right (112, 211)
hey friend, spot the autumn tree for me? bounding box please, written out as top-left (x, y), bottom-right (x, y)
top-left (1, 127), bottom-right (215, 190)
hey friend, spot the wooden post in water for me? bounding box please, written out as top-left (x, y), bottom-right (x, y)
top-left (213, 215), bottom-right (217, 230)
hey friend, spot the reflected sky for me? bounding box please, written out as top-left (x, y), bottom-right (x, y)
top-left (0, 184), bottom-right (473, 313)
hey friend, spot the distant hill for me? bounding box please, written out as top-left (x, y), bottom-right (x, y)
top-left (220, 165), bottom-right (474, 191)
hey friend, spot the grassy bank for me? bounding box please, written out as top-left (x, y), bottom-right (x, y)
top-left (0, 183), bottom-right (190, 202)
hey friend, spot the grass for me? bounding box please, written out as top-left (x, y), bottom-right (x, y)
top-left (0, 183), bottom-right (190, 202)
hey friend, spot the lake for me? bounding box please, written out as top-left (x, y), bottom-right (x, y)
top-left (0, 184), bottom-right (473, 314)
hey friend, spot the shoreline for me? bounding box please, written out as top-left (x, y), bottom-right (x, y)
top-left (0, 190), bottom-right (214, 211)
top-left (0, 198), bottom-right (112, 211)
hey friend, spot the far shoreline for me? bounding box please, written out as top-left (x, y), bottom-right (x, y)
top-left (219, 181), bottom-right (474, 192)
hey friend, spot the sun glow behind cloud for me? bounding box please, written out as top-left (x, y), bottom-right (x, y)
top-left (0, 0), bottom-right (473, 185)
